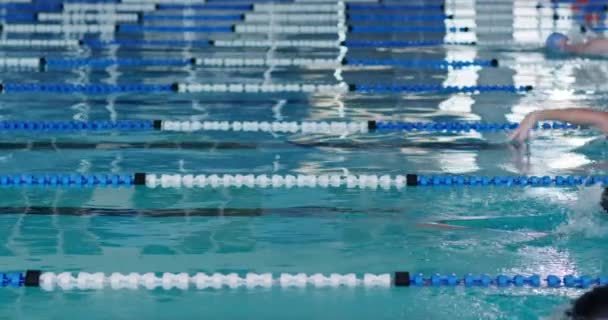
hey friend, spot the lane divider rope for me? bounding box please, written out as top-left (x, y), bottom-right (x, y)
top-left (81, 39), bottom-right (541, 49)
top-left (0, 39), bottom-right (80, 47)
top-left (157, 3), bottom-right (443, 11)
top-left (37, 12), bottom-right (140, 22)
top-left (5, 271), bottom-right (607, 290)
top-left (1, 24), bottom-right (116, 33)
top-left (66, 3), bottom-right (251, 11)
top-left (310, 3), bottom-right (603, 10)
top-left (0, 83), bottom-right (532, 94)
top-left (6, 57), bottom-right (497, 69)
top-left (0, 2), bottom-right (583, 13)
top-left (0, 24), bottom-right (518, 35)
top-left (0, 173), bottom-right (604, 188)
top-left (160, 120), bottom-right (578, 133)
top-left (62, 3), bottom-right (159, 12)
top-left (118, 24), bottom-right (475, 34)
top-left (23, 12), bottom-right (589, 23)
top-left (0, 120), bottom-right (578, 133)
top-left (240, 13), bottom-right (597, 22)
top-left (142, 13), bottom-right (244, 21)
top-left (157, 3), bottom-right (587, 11)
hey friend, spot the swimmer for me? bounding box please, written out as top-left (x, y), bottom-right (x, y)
top-left (510, 108), bottom-right (608, 213)
top-left (546, 32), bottom-right (608, 55)
top-left (564, 285), bottom-right (608, 319)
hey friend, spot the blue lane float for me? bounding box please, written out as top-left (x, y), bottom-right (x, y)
top-left (0, 3), bottom-right (62, 11)
top-left (404, 273), bottom-right (608, 288)
top-left (0, 14), bottom-right (36, 22)
top-left (371, 120), bottom-right (578, 131)
top-left (0, 272), bottom-right (25, 288)
top-left (0, 120), bottom-right (155, 131)
top-left (411, 174), bottom-right (608, 187)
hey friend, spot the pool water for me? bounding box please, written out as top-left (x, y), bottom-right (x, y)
top-left (0, 0), bottom-right (608, 319)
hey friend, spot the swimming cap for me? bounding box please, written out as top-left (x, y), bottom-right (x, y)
top-left (545, 33), bottom-right (569, 52)
top-left (565, 286), bottom-right (608, 319)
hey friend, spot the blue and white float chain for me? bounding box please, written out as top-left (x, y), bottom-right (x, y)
top-left (0, 173), bottom-right (604, 189)
top-left (0, 83), bottom-right (532, 94)
top-left (0, 24), bottom-right (565, 34)
top-left (4, 271), bottom-right (607, 290)
top-left (0, 57), bottom-right (499, 69)
top-left (0, 120), bottom-right (577, 134)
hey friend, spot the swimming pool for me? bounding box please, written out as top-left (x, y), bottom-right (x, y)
top-left (0, 0), bottom-right (606, 319)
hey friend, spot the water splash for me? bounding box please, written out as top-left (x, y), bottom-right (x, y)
top-left (556, 185), bottom-right (608, 238)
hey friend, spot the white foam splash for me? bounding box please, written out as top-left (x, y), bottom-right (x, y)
top-left (556, 185), bottom-right (608, 238)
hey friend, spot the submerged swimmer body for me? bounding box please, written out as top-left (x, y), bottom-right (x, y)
top-left (546, 32), bottom-right (608, 55)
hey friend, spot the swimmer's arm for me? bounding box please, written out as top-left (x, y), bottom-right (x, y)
top-left (510, 108), bottom-right (608, 142)
top-left (535, 109), bottom-right (608, 130)
top-left (566, 38), bottom-right (608, 55)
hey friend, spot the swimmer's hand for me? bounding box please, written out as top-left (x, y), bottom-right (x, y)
top-left (509, 111), bottom-right (539, 143)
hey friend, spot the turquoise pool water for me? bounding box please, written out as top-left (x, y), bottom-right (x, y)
top-left (0, 0), bottom-right (607, 319)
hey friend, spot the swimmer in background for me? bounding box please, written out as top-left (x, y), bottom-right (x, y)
top-left (511, 33), bottom-right (608, 143)
top-left (512, 32), bottom-right (608, 141)
top-left (424, 32), bottom-right (608, 229)
top-left (546, 32), bottom-right (608, 55)
top-left (510, 34), bottom-right (608, 148)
